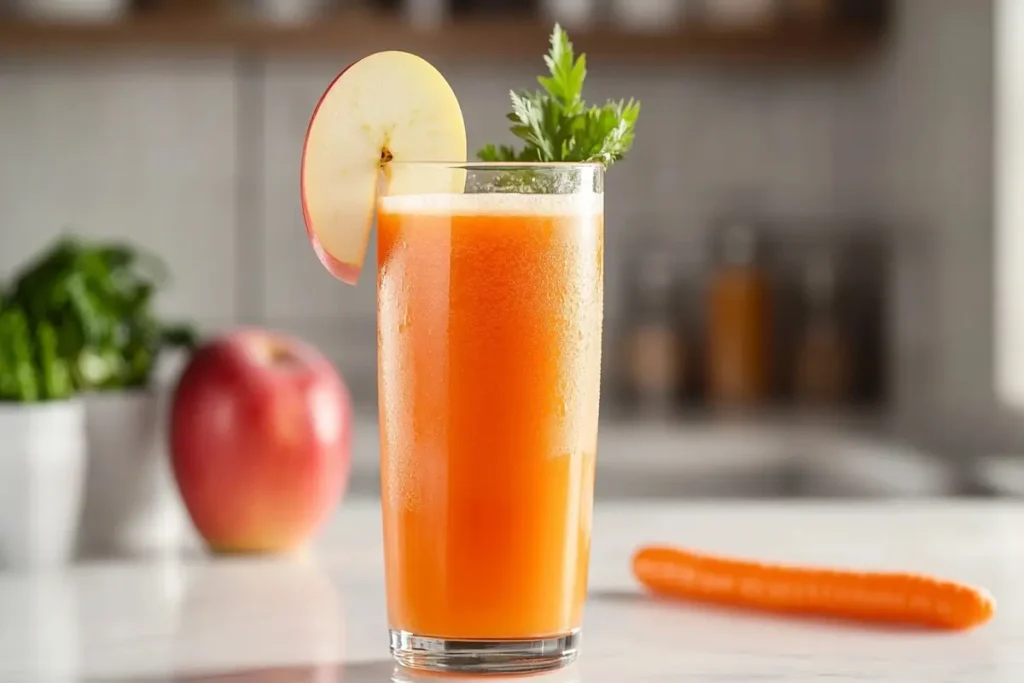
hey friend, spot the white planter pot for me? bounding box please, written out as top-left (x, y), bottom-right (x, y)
top-left (78, 389), bottom-right (191, 558)
top-left (0, 400), bottom-right (86, 572)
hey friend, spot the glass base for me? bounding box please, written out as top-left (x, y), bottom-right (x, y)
top-left (389, 628), bottom-right (580, 675)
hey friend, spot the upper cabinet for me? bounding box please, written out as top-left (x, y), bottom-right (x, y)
top-left (0, 0), bottom-right (891, 65)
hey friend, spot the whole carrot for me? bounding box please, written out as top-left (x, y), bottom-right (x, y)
top-left (632, 545), bottom-right (995, 630)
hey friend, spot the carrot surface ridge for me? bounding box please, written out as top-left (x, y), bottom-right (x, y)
top-left (632, 545), bottom-right (995, 630)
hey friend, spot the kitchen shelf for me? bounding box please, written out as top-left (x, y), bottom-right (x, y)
top-left (0, 12), bottom-right (887, 64)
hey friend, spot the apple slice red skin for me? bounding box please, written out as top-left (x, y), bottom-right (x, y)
top-left (302, 194), bottom-right (362, 285)
top-left (300, 63), bottom-right (363, 286)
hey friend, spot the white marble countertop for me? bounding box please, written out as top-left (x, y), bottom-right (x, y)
top-left (0, 498), bottom-right (1021, 682)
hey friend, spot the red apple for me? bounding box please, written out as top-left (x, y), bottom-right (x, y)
top-left (169, 329), bottom-right (351, 554)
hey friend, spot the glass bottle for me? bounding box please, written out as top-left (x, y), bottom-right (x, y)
top-left (620, 244), bottom-right (683, 418)
top-left (706, 218), bottom-right (771, 410)
top-left (794, 248), bottom-right (851, 408)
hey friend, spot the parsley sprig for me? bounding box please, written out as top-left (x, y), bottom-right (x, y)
top-left (476, 24), bottom-right (640, 169)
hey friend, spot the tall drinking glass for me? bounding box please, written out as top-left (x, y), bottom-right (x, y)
top-left (376, 162), bottom-right (604, 675)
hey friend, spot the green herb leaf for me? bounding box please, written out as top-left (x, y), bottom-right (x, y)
top-left (476, 143), bottom-right (521, 162)
top-left (576, 97), bottom-right (641, 167)
top-left (538, 24), bottom-right (587, 116)
top-left (475, 23), bottom-right (640, 169)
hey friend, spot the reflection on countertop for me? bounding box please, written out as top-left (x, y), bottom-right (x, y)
top-left (114, 661), bottom-right (580, 683)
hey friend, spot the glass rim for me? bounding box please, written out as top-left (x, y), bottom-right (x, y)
top-left (388, 160), bottom-right (605, 170)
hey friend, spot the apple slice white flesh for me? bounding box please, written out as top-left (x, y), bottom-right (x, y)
top-left (301, 51), bottom-right (467, 285)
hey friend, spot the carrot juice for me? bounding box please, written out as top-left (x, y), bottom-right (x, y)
top-left (376, 187), bottom-right (604, 642)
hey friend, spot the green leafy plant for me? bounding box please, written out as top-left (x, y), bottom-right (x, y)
top-left (0, 236), bottom-right (199, 402)
top-left (477, 24), bottom-right (641, 168)
top-left (0, 296), bottom-right (74, 402)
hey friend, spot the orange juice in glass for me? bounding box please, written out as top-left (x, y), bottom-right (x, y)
top-left (377, 162), bottom-right (604, 674)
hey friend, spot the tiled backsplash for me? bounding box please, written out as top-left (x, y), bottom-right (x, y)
top-left (0, 56), bottom-right (240, 324)
top-left (0, 1), bottom-right (1003, 446)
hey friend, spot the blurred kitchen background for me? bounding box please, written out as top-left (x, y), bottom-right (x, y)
top-left (2, 0), bottom-right (1022, 500)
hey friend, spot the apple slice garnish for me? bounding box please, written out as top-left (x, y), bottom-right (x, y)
top-left (300, 51), bottom-right (467, 285)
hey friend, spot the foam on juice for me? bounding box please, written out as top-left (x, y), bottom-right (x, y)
top-left (378, 192), bottom-right (603, 217)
